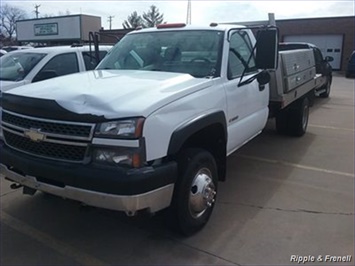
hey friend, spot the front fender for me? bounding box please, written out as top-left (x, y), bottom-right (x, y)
top-left (167, 111), bottom-right (227, 156)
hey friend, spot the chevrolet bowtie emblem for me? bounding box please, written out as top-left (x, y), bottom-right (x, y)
top-left (24, 128), bottom-right (46, 142)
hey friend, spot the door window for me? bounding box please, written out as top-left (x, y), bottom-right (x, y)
top-left (228, 31), bottom-right (256, 79)
top-left (313, 48), bottom-right (324, 73)
top-left (33, 53), bottom-right (79, 82)
top-left (313, 48), bottom-right (324, 63)
top-left (82, 51), bottom-right (108, 70)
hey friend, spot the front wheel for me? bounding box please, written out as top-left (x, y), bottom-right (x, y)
top-left (170, 148), bottom-right (218, 236)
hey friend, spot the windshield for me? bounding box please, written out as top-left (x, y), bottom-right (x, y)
top-left (97, 30), bottom-right (224, 78)
top-left (0, 52), bottom-right (46, 81)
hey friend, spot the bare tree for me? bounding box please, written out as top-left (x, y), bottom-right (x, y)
top-left (142, 5), bottom-right (164, 28)
top-left (0, 4), bottom-right (27, 39)
top-left (43, 9), bottom-right (70, 18)
top-left (122, 11), bottom-right (143, 29)
top-left (57, 9), bottom-right (71, 16)
top-left (41, 14), bottom-right (54, 18)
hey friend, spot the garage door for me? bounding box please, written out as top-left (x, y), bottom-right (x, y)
top-left (284, 35), bottom-right (343, 70)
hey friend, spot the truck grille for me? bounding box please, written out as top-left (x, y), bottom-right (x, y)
top-left (4, 131), bottom-right (87, 161)
top-left (2, 111), bottom-right (92, 138)
top-left (2, 110), bottom-right (95, 163)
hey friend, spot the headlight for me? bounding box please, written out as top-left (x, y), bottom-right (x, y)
top-left (95, 118), bottom-right (144, 139)
top-left (93, 117), bottom-right (145, 168)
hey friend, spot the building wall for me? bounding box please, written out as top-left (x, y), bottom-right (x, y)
top-left (276, 16), bottom-right (354, 71)
top-left (16, 15), bottom-right (102, 45)
top-left (99, 29), bottom-right (134, 44)
top-left (17, 16), bottom-right (81, 42)
top-left (80, 15), bottom-right (102, 41)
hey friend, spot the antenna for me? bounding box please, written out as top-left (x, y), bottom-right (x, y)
top-left (186, 0), bottom-right (191, 25)
top-left (34, 4), bottom-right (40, 19)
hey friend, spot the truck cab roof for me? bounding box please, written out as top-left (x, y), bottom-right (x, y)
top-left (127, 23), bottom-right (246, 34)
top-left (279, 42), bottom-right (317, 51)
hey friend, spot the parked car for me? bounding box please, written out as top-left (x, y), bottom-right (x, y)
top-left (346, 51), bottom-right (355, 78)
top-left (0, 45), bottom-right (112, 92)
top-left (0, 44), bottom-right (112, 141)
top-left (2, 46), bottom-right (32, 52)
top-left (279, 42), bottom-right (333, 98)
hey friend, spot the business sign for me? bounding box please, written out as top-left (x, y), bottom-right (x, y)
top-left (17, 15), bottom-right (100, 41)
top-left (34, 23), bottom-right (58, 36)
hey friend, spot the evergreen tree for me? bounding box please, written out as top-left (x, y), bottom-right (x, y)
top-left (142, 5), bottom-right (164, 28)
top-left (122, 11), bottom-right (143, 29)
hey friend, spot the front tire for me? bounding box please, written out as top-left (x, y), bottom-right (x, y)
top-left (170, 148), bottom-right (218, 236)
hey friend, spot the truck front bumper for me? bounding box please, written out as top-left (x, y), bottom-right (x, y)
top-left (0, 143), bottom-right (177, 215)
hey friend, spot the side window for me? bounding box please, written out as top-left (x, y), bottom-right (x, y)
top-left (313, 48), bottom-right (324, 73)
top-left (228, 31), bottom-right (256, 79)
top-left (82, 51), bottom-right (108, 70)
top-left (33, 53), bottom-right (79, 82)
top-left (313, 48), bottom-right (324, 64)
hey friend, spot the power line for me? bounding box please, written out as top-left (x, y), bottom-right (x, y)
top-left (108, 15), bottom-right (114, 30)
top-left (34, 4), bottom-right (40, 19)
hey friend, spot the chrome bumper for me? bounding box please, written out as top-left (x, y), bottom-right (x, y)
top-left (0, 164), bottom-right (174, 215)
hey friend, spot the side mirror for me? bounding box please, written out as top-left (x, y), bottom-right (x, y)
top-left (325, 56), bottom-right (334, 62)
top-left (257, 70), bottom-right (271, 85)
top-left (255, 28), bottom-right (279, 70)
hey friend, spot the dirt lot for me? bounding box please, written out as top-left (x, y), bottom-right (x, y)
top-left (1, 74), bottom-right (354, 265)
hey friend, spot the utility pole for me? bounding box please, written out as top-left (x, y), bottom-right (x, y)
top-left (186, 0), bottom-right (191, 25)
top-left (108, 15), bottom-right (114, 30)
top-left (34, 4), bottom-right (40, 19)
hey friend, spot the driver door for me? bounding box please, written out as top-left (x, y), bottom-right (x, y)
top-left (224, 30), bottom-right (269, 155)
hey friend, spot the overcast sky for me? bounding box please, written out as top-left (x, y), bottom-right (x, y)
top-left (4, 0), bottom-right (355, 29)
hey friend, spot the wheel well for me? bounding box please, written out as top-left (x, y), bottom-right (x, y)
top-left (180, 124), bottom-right (227, 181)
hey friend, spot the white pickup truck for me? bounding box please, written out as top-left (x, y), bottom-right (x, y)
top-left (0, 45), bottom-right (112, 92)
top-left (0, 23), bottom-right (316, 235)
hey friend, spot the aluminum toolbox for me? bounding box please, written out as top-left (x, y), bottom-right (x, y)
top-left (284, 67), bottom-right (316, 92)
top-left (269, 49), bottom-right (316, 108)
top-left (281, 49), bottom-right (315, 76)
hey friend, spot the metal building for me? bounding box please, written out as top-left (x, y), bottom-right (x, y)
top-left (276, 16), bottom-right (354, 71)
top-left (16, 14), bottom-right (102, 46)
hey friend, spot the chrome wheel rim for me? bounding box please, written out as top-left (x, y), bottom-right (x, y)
top-left (188, 168), bottom-right (216, 219)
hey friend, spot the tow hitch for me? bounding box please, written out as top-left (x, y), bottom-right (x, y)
top-left (10, 183), bottom-right (22, 189)
top-left (9, 182), bottom-right (37, 195)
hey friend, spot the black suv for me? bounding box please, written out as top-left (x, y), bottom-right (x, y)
top-left (279, 42), bottom-right (333, 98)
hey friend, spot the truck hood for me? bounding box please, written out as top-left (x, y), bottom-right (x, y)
top-left (0, 80), bottom-right (26, 92)
top-left (5, 70), bottom-right (213, 119)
